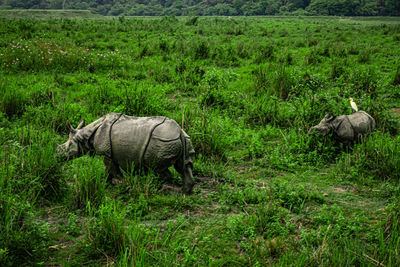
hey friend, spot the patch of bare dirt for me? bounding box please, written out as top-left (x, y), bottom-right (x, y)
top-left (331, 187), bottom-right (347, 193)
top-left (391, 108), bottom-right (400, 115)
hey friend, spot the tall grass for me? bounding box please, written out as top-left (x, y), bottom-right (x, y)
top-left (71, 157), bottom-right (107, 211)
top-left (0, 16), bottom-right (400, 266)
top-left (336, 132), bottom-right (400, 181)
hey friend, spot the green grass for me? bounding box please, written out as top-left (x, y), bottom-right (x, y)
top-left (0, 15), bottom-right (400, 266)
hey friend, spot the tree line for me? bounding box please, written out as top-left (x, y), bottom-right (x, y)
top-left (0, 0), bottom-right (399, 16)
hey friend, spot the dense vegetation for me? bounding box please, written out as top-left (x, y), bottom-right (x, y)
top-left (1, 15), bottom-right (400, 266)
top-left (1, 0), bottom-right (400, 16)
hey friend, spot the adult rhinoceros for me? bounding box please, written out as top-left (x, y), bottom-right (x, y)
top-left (308, 111), bottom-right (376, 145)
top-left (56, 113), bottom-right (195, 194)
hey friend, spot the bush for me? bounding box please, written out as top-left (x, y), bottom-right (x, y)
top-left (254, 43), bottom-right (275, 64)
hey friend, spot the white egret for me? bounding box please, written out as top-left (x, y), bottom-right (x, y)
top-left (349, 97), bottom-right (358, 112)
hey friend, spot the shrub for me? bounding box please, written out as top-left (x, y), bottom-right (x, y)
top-left (254, 43), bottom-right (274, 64)
top-left (193, 41), bottom-right (210, 60)
top-left (271, 65), bottom-right (296, 99)
top-left (252, 64), bottom-right (296, 99)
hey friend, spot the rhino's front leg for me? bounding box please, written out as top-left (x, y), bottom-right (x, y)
top-left (104, 158), bottom-right (122, 185)
top-left (182, 165), bottom-right (194, 195)
top-left (174, 162), bottom-right (194, 195)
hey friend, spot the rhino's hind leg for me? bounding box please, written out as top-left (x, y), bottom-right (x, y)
top-left (104, 158), bottom-right (122, 185)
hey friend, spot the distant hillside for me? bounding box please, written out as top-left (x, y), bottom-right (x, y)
top-left (0, 0), bottom-right (399, 16)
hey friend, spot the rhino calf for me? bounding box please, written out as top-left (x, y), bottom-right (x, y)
top-left (308, 111), bottom-right (376, 144)
top-left (57, 113), bottom-right (195, 194)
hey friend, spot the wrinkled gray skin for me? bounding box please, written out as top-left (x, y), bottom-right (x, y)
top-left (56, 113), bottom-right (195, 194)
top-left (308, 110), bottom-right (376, 144)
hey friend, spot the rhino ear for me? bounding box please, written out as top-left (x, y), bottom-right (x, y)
top-left (77, 120), bottom-right (86, 129)
top-left (67, 120), bottom-right (76, 133)
top-left (324, 113), bottom-right (334, 122)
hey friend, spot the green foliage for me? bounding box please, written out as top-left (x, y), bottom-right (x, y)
top-left (0, 188), bottom-right (50, 265)
top-left (1, 0), bottom-right (400, 16)
top-left (336, 132), bottom-right (400, 181)
top-left (227, 203), bottom-right (291, 240)
top-left (0, 16), bottom-right (400, 266)
top-left (85, 198), bottom-right (157, 263)
top-left (71, 157), bottom-right (107, 211)
top-left (85, 199), bottom-right (127, 257)
top-left (376, 196), bottom-right (400, 266)
top-left (393, 64), bottom-right (400, 86)
top-left (1, 126), bottom-right (65, 201)
top-left (270, 180), bottom-right (324, 213)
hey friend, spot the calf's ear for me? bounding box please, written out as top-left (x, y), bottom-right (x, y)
top-left (77, 120), bottom-right (86, 129)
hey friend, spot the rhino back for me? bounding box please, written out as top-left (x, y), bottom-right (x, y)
top-left (348, 111), bottom-right (375, 135)
top-left (143, 118), bottom-right (182, 170)
top-left (108, 116), bottom-right (168, 170)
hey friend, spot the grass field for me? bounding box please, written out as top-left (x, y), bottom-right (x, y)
top-left (1, 13), bottom-right (400, 266)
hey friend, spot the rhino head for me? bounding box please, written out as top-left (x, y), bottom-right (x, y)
top-left (56, 120), bottom-right (86, 161)
top-left (308, 113), bottom-right (335, 136)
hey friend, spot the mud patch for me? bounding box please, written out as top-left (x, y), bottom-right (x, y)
top-left (391, 108), bottom-right (400, 115)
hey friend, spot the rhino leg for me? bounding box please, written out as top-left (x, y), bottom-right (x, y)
top-left (104, 158), bottom-right (122, 184)
top-left (174, 161), bottom-right (194, 195)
